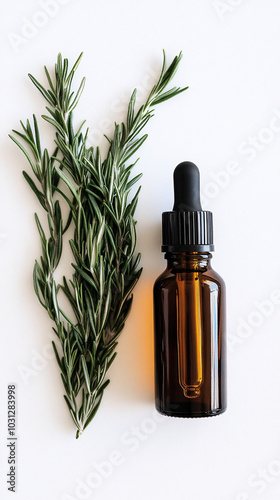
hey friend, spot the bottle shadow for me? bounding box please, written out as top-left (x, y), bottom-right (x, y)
top-left (107, 274), bottom-right (155, 404)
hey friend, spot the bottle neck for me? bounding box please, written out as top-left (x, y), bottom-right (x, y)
top-left (165, 252), bottom-right (212, 272)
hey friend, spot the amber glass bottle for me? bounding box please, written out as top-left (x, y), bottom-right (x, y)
top-left (153, 162), bottom-right (227, 417)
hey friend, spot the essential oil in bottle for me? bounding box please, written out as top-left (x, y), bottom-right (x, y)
top-left (153, 161), bottom-right (227, 417)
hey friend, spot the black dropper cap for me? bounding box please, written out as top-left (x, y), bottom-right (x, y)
top-left (162, 161), bottom-right (214, 252)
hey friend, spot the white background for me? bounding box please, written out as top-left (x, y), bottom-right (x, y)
top-left (1, 1), bottom-right (280, 499)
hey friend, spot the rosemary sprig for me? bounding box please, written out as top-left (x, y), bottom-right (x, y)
top-left (10, 51), bottom-right (188, 438)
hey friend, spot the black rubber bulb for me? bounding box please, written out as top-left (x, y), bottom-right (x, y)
top-left (173, 161), bottom-right (202, 212)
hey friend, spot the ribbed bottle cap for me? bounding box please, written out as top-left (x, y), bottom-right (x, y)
top-left (162, 162), bottom-right (214, 253)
